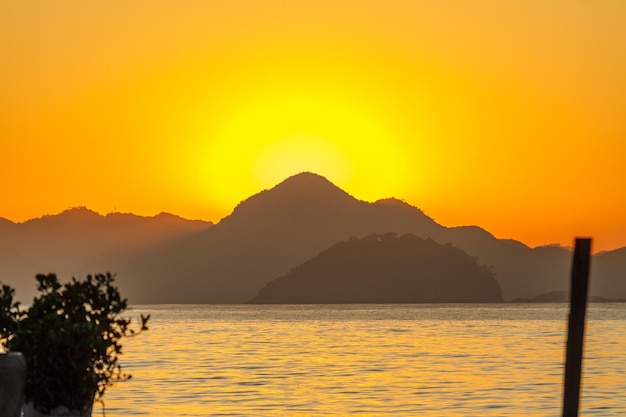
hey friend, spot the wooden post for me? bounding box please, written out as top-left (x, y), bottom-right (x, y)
top-left (562, 237), bottom-right (592, 417)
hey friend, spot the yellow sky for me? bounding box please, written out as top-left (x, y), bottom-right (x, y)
top-left (2, 1), bottom-right (625, 252)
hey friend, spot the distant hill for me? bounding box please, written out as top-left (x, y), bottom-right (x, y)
top-left (590, 247), bottom-right (626, 299)
top-left (116, 172), bottom-right (574, 303)
top-left (2, 172), bottom-right (626, 303)
top-left (511, 290), bottom-right (625, 303)
top-left (249, 233), bottom-right (503, 304)
top-left (0, 208), bottom-right (212, 301)
top-left (116, 172), bottom-right (456, 303)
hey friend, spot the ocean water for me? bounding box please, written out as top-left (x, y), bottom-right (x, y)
top-left (102, 304), bottom-right (626, 416)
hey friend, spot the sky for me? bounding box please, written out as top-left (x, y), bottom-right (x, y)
top-left (2, 1), bottom-right (625, 252)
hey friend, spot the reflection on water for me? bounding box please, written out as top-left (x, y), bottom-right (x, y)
top-left (103, 304), bottom-right (626, 416)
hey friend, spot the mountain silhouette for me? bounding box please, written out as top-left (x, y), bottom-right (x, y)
top-left (511, 290), bottom-right (624, 303)
top-left (0, 208), bottom-right (212, 301)
top-left (115, 172), bottom-right (451, 303)
top-left (110, 172), bottom-right (575, 303)
top-left (590, 247), bottom-right (626, 298)
top-left (2, 173), bottom-right (625, 303)
top-left (249, 233), bottom-right (503, 303)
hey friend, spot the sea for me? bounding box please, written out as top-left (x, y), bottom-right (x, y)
top-left (102, 304), bottom-right (626, 416)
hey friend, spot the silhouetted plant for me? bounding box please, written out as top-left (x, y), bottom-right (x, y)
top-left (0, 273), bottom-right (149, 415)
top-left (0, 283), bottom-right (22, 351)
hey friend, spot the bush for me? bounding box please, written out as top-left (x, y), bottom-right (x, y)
top-left (0, 273), bottom-right (149, 414)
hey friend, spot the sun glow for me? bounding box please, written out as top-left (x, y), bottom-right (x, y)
top-left (4, 1), bottom-right (626, 250)
top-left (196, 78), bottom-right (412, 211)
top-left (252, 135), bottom-right (351, 187)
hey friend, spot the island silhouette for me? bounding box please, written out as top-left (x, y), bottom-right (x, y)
top-left (249, 233), bottom-right (503, 303)
top-left (1, 172), bottom-right (626, 303)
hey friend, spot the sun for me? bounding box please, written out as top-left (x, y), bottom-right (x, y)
top-left (188, 70), bottom-right (413, 213)
top-left (251, 134), bottom-right (351, 187)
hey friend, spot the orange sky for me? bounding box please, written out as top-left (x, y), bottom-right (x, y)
top-left (2, 1), bottom-right (625, 252)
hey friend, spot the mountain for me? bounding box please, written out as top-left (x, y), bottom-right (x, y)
top-left (2, 172), bottom-right (625, 304)
top-left (115, 172), bottom-right (451, 303)
top-left (590, 247), bottom-right (626, 298)
top-left (249, 233), bottom-right (503, 303)
top-left (0, 208), bottom-right (212, 301)
top-left (112, 172), bottom-right (576, 303)
top-left (511, 290), bottom-right (625, 303)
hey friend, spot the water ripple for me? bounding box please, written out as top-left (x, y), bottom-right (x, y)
top-left (103, 303), bottom-right (626, 416)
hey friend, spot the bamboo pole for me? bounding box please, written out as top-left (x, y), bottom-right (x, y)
top-left (562, 237), bottom-right (592, 417)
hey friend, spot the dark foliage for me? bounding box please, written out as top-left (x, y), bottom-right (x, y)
top-left (0, 273), bottom-right (149, 414)
top-left (0, 283), bottom-right (20, 347)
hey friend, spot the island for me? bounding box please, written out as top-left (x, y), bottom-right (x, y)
top-left (248, 233), bottom-right (503, 303)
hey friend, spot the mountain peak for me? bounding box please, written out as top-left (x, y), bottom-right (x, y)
top-left (226, 172), bottom-right (356, 220)
top-left (270, 172), bottom-right (347, 197)
top-left (23, 206), bottom-right (102, 225)
top-left (59, 206), bottom-right (101, 217)
top-left (276, 171), bottom-right (335, 186)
